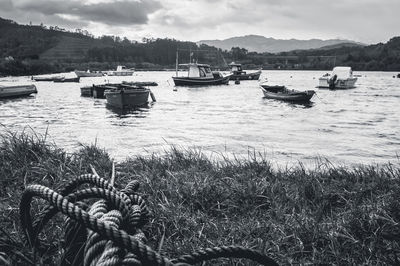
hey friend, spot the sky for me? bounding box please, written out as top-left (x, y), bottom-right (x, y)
top-left (0, 0), bottom-right (399, 44)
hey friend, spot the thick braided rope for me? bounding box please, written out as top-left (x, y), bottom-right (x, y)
top-left (30, 175), bottom-right (136, 246)
top-left (84, 199), bottom-right (145, 266)
top-left (21, 176), bottom-right (278, 265)
top-left (173, 246), bottom-right (279, 266)
top-left (31, 174), bottom-right (117, 244)
top-left (20, 185), bottom-right (173, 266)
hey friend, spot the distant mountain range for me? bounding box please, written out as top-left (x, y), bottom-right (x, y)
top-left (198, 35), bottom-right (364, 53)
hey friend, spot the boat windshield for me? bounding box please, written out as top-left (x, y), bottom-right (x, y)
top-left (231, 65), bottom-right (242, 72)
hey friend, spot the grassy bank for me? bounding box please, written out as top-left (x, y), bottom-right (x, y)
top-left (1, 131), bottom-right (399, 265)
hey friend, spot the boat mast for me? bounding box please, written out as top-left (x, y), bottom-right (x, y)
top-left (175, 49), bottom-right (178, 77)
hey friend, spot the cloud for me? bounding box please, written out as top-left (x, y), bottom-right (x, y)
top-left (0, 0), bottom-right (399, 44)
top-left (3, 0), bottom-right (162, 26)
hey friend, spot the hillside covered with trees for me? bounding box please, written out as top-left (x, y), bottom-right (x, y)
top-left (0, 17), bottom-right (399, 76)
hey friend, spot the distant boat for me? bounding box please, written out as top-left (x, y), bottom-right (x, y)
top-left (53, 76), bottom-right (80, 83)
top-left (228, 62), bottom-right (261, 80)
top-left (75, 70), bottom-right (103, 78)
top-left (103, 66), bottom-right (134, 76)
top-left (105, 86), bottom-right (153, 109)
top-left (261, 84), bottom-right (315, 102)
top-left (172, 63), bottom-right (231, 86)
top-left (318, 66), bottom-right (357, 89)
top-left (32, 75), bottom-right (64, 82)
top-left (0, 84), bottom-right (37, 98)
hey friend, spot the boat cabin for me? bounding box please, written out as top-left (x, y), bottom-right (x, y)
top-left (229, 62), bottom-right (243, 73)
top-left (331, 66), bottom-right (354, 79)
top-left (116, 65), bottom-right (129, 71)
top-left (180, 63), bottom-right (214, 78)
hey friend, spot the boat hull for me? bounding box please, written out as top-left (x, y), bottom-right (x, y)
top-left (172, 76), bottom-right (230, 86)
top-left (105, 89), bottom-right (149, 108)
top-left (32, 76), bottom-right (63, 82)
top-left (261, 87), bottom-right (315, 102)
top-left (104, 71), bottom-right (134, 76)
top-left (53, 77), bottom-right (80, 83)
top-left (75, 71), bottom-right (103, 77)
top-left (0, 85), bottom-right (37, 98)
top-left (229, 70), bottom-right (261, 80)
top-left (80, 86), bottom-right (94, 97)
top-left (318, 77), bottom-right (357, 89)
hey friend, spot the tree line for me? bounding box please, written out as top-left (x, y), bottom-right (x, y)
top-left (1, 17), bottom-right (399, 76)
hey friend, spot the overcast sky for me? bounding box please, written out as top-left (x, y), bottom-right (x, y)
top-left (1, 0), bottom-right (399, 44)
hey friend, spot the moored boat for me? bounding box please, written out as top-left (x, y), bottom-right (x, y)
top-left (53, 76), bottom-right (80, 83)
top-left (228, 62), bottom-right (261, 80)
top-left (260, 84), bottom-right (315, 102)
top-left (90, 82), bottom-right (157, 98)
top-left (105, 87), bottom-right (152, 108)
top-left (318, 66), bottom-right (357, 89)
top-left (75, 70), bottom-right (103, 78)
top-left (32, 75), bottom-right (64, 82)
top-left (172, 63), bottom-right (231, 86)
top-left (103, 66), bottom-right (134, 76)
top-left (80, 86), bottom-right (94, 97)
top-left (0, 84), bottom-right (37, 98)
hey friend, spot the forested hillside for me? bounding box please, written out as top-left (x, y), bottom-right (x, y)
top-left (1, 17), bottom-right (399, 76)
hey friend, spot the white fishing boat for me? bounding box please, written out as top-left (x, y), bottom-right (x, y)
top-left (172, 63), bottom-right (231, 86)
top-left (0, 84), bottom-right (37, 98)
top-left (103, 66), bottom-right (134, 76)
top-left (318, 66), bottom-right (357, 89)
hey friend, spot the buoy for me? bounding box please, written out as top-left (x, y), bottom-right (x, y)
top-left (150, 90), bottom-right (156, 102)
top-left (235, 79), bottom-right (240, 84)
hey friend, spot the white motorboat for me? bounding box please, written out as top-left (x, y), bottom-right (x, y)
top-left (318, 66), bottom-right (357, 89)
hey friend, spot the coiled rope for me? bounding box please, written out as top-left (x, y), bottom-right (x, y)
top-left (20, 172), bottom-right (278, 265)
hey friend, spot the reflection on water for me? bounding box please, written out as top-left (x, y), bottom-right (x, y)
top-left (106, 103), bottom-right (154, 119)
top-left (0, 70), bottom-right (399, 166)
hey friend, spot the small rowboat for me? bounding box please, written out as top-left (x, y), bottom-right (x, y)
top-left (105, 86), bottom-right (156, 109)
top-left (0, 84), bottom-right (37, 98)
top-left (260, 85), bottom-right (315, 102)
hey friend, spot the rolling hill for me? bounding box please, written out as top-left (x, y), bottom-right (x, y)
top-left (198, 35), bottom-right (364, 53)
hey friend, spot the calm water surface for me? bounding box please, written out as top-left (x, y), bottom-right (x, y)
top-left (1, 70), bottom-right (399, 166)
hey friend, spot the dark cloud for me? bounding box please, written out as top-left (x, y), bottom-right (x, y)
top-left (5, 0), bottom-right (162, 25)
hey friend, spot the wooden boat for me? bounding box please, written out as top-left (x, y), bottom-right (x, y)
top-left (105, 86), bottom-right (154, 108)
top-left (80, 86), bottom-right (94, 97)
top-left (92, 84), bottom-right (115, 98)
top-left (0, 84), bottom-right (37, 98)
top-left (260, 84), bottom-right (315, 102)
top-left (53, 76), bottom-right (80, 83)
top-left (228, 62), bottom-right (261, 80)
top-left (172, 63), bottom-right (231, 86)
top-left (122, 81), bottom-right (158, 87)
top-left (75, 70), bottom-right (103, 77)
top-left (318, 66), bottom-right (357, 89)
top-left (103, 66), bottom-right (134, 76)
top-left (91, 82), bottom-right (157, 98)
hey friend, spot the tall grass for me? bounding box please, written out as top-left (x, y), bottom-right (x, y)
top-left (0, 132), bottom-right (399, 265)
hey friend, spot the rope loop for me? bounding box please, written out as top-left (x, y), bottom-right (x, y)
top-left (20, 173), bottom-right (278, 265)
